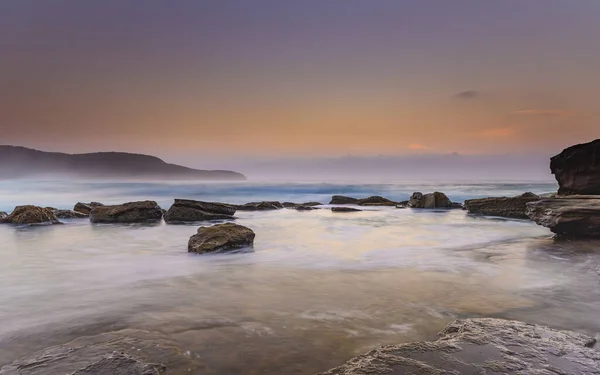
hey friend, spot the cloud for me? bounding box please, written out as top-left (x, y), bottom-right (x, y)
top-left (476, 128), bottom-right (515, 138)
top-left (512, 109), bottom-right (571, 117)
top-left (455, 91), bottom-right (480, 99)
top-left (409, 143), bottom-right (430, 150)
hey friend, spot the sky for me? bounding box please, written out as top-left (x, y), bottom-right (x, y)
top-left (1, 0), bottom-right (599, 169)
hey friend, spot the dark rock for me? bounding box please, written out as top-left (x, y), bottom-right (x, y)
top-left (0, 212), bottom-right (7, 219)
top-left (318, 318), bottom-right (599, 375)
top-left (53, 209), bottom-right (89, 219)
top-left (551, 139), bottom-right (600, 195)
top-left (1, 205), bottom-right (60, 225)
top-left (407, 192), bottom-right (453, 208)
top-left (527, 196), bottom-right (600, 237)
top-left (74, 202), bottom-right (104, 215)
top-left (295, 205), bottom-right (317, 211)
top-left (450, 202), bottom-right (463, 209)
top-left (90, 201), bottom-right (163, 223)
top-left (164, 199), bottom-right (235, 223)
top-left (44, 206), bottom-right (57, 211)
top-left (357, 196), bottom-right (396, 206)
top-left (329, 195), bottom-right (359, 205)
top-left (331, 207), bottom-right (362, 212)
top-left (235, 201), bottom-right (283, 211)
top-left (464, 192), bottom-right (540, 219)
top-left (283, 202), bottom-right (322, 208)
top-left (188, 223), bottom-right (255, 254)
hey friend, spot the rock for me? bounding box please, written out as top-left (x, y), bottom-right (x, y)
top-left (329, 195), bottom-right (359, 204)
top-left (235, 201), bottom-right (283, 211)
top-left (44, 206), bottom-right (57, 211)
top-left (450, 202), bottom-right (463, 209)
top-left (283, 202), bottom-right (322, 208)
top-left (74, 202), bottom-right (104, 215)
top-left (407, 192), bottom-right (453, 208)
top-left (164, 199), bottom-right (235, 223)
top-left (1, 205), bottom-right (60, 225)
top-left (188, 223), bottom-right (255, 254)
top-left (71, 352), bottom-right (166, 375)
top-left (527, 196), bottom-right (600, 237)
top-left (53, 209), bottom-right (89, 219)
top-left (295, 205), bottom-right (317, 211)
top-left (0, 212), bottom-right (7, 219)
top-left (90, 201), bottom-right (163, 223)
top-left (317, 318), bottom-right (599, 375)
top-left (331, 207), bottom-right (362, 212)
top-left (464, 192), bottom-right (540, 219)
top-left (357, 196), bottom-right (396, 206)
top-left (551, 139), bottom-right (600, 195)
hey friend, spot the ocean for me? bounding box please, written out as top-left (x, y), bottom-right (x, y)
top-left (1, 180), bottom-right (599, 374)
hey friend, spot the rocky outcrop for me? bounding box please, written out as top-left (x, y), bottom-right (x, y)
top-left (53, 209), bottom-right (89, 219)
top-left (329, 196), bottom-right (359, 205)
top-left (90, 201), bottom-right (163, 223)
top-left (551, 139), bottom-right (600, 195)
top-left (331, 207), bottom-right (362, 212)
top-left (527, 196), bottom-right (600, 237)
top-left (163, 199), bottom-right (235, 223)
top-left (464, 192), bottom-right (540, 219)
top-left (74, 202), bottom-right (104, 215)
top-left (407, 192), bottom-right (453, 209)
top-left (234, 201), bottom-right (283, 211)
top-left (357, 196), bottom-right (396, 206)
top-left (283, 202), bottom-right (322, 208)
top-left (295, 205), bottom-right (317, 211)
top-left (188, 223), bottom-right (255, 254)
top-left (0, 205), bottom-right (60, 225)
top-left (318, 318), bottom-right (599, 375)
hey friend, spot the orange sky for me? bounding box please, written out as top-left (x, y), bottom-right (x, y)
top-left (1, 1), bottom-right (599, 158)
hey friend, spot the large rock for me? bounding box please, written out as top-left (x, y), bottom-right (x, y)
top-left (357, 196), bottom-right (396, 206)
top-left (164, 199), bottom-right (235, 223)
top-left (90, 201), bottom-right (163, 223)
top-left (527, 196), bottom-right (600, 237)
top-left (331, 207), bottom-right (362, 212)
top-left (551, 139), bottom-right (600, 195)
top-left (234, 201), bottom-right (283, 211)
top-left (53, 209), bottom-right (89, 219)
top-left (329, 195), bottom-right (359, 205)
top-left (318, 318), bottom-right (599, 375)
top-left (74, 202), bottom-right (104, 215)
top-left (464, 192), bottom-right (540, 219)
top-left (407, 191), bottom-right (453, 208)
top-left (188, 223), bottom-right (255, 254)
top-left (0, 205), bottom-right (60, 225)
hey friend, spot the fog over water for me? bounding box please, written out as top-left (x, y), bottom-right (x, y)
top-left (2, 179), bottom-right (600, 374)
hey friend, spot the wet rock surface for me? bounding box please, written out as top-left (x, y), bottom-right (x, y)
top-left (73, 202), bottom-right (104, 216)
top-left (551, 139), bottom-right (600, 195)
top-left (90, 201), bottom-right (163, 224)
top-left (234, 201), bottom-right (284, 211)
top-left (407, 192), bottom-right (453, 209)
top-left (283, 202), bottom-right (322, 208)
top-left (53, 209), bottom-right (89, 219)
top-left (163, 199), bottom-right (235, 223)
top-left (527, 196), bottom-right (600, 237)
top-left (331, 207), bottom-right (362, 212)
top-left (0, 205), bottom-right (60, 225)
top-left (188, 223), bottom-right (255, 254)
top-left (318, 318), bottom-right (599, 375)
top-left (357, 196), bottom-right (396, 206)
top-left (464, 192), bottom-right (540, 219)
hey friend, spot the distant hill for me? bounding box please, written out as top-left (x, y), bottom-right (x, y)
top-left (0, 146), bottom-right (246, 180)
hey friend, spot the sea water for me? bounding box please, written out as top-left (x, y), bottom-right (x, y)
top-left (1, 180), bottom-right (599, 374)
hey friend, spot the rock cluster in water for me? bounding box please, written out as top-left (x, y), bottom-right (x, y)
top-left (406, 191), bottom-right (453, 209)
top-left (188, 223), bottom-right (255, 254)
top-left (0, 205), bottom-right (60, 225)
top-left (318, 318), bottom-right (599, 375)
top-left (90, 201), bottom-right (164, 224)
top-left (464, 192), bottom-right (540, 219)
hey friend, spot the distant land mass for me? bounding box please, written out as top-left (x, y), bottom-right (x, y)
top-left (0, 146), bottom-right (246, 180)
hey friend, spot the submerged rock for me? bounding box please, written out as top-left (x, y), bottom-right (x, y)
top-left (407, 192), bottom-right (452, 209)
top-left (0, 205), bottom-right (60, 225)
top-left (53, 209), bottom-right (89, 219)
top-left (464, 192), bottom-right (540, 219)
top-left (235, 201), bottom-right (283, 211)
top-left (318, 318), bottom-right (599, 375)
top-left (357, 196), bottom-right (396, 206)
top-left (74, 202), bottom-right (104, 215)
top-left (283, 202), bottom-right (322, 208)
top-left (188, 223), bottom-right (255, 254)
top-left (329, 195), bottom-right (359, 205)
top-left (164, 199), bottom-right (235, 223)
top-left (295, 205), bottom-right (317, 211)
top-left (331, 207), bottom-right (362, 212)
top-left (90, 201), bottom-right (163, 223)
top-left (527, 196), bottom-right (600, 237)
top-left (551, 139), bottom-right (600, 195)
